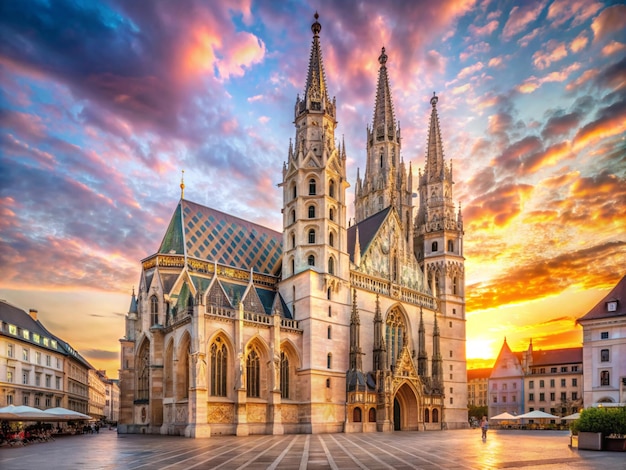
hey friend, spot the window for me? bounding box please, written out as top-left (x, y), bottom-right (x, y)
top-left (7, 343), bottom-right (14, 358)
top-left (601, 349), bottom-right (610, 362)
top-left (210, 339), bottom-right (227, 397)
top-left (424, 408), bottom-right (430, 422)
top-left (23, 395), bottom-right (29, 406)
top-left (600, 370), bottom-right (610, 386)
top-left (601, 331), bottom-right (609, 339)
top-left (56, 358), bottom-right (60, 368)
top-left (137, 342), bottom-right (150, 401)
top-left (329, 208), bottom-right (334, 221)
top-left (246, 349), bottom-right (260, 398)
top-left (45, 397), bottom-right (51, 408)
top-left (448, 240), bottom-right (454, 252)
top-left (572, 378), bottom-right (577, 387)
top-left (493, 396), bottom-right (497, 403)
top-left (432, 241), bottom-right (438, 252)
top-left (150, 296), bottom-right (159, 325)
top-left (503, 396), bottom-right (507, 403)
top-left (309, 179), bottom-right (316, 195)
top-left (539, 393), bottom-right (545, 401)
top-left (540, 380), bottom-right (544, 388)
top-left (22, 348), bottom-right (29, 361)
top-left (550, 379), bottom-right (555, 387)
top-left (280, 352), bottom-right (289, 399)
top-left (512, 395), bottom-right (516, 402)
top-left (292, 185), bottom-right (297, 199)
top-left (572, 365), bottom-right (578, 372)
top-left (561, 366), bottom-right (567, 372)
top-left (452, 277), bottom-right (458, 295)
top-left (35, 397), bottom-right (40, 407)
top-left (327, 353), bottom-right (332, 369)
top-left (529, 393), bottom-right (534, 401)
top-left (308, 229), bottom-right (316, 244)
top-left (369, 408), bottom-right (376, 422)
top-left (529, 380), bottom-right (534, 389)
top-left (353, 407), bottom-right (362, 422)
top-left (308, 205), bottom-right (315, 218)
top-left (433, 409), bottom-right (439, 423)
top-left (561, 378), bottom-right (566, 387)
top-left (56, 397), bottom-right (61, 407)
top-left (7, 368), bottom-right (14, 383)
top-left (328, 306), bottom-right (332, 317)
top-left (6, 395), bottom-right (13, 405)
top-left (45, 374), bottom-right (51, 388)
top-left (290, 233), bottom-right (295, 249)
top-left (329, 180), bottom-right (335, 198)
top-left (307, 255), bottom-right (315, 266)
top-left (23, 371), bottom-right (29, 385)
top-left (46, 355), bottom-right (51, 366)
top-left (572, 392), bottom-right (578, 400)
top-left (503, 383), bottom-right (508, 390)
top-left (36, 351), bottom-right (41, 364)
top-left (551, 367), bottom-right (557, 373)
top-left (35, 373), bottom-right (41, 386)
top-left (326, 378), bottom-right (330, 388)
top-left (540, 368), bottom-right (545, 373)
top-left (56, 377), bottom-right (61, 389)
top-left (385, 309), bottom-right (406, 368)
top-left (560, 392), bottom-right (566, 401)
top-left (290, 209), bottom-right (295, 224)
top-left (607, 301), bottom-right (617, 312)
top-left (329, 232), bottom-right (334, 247)
top-left (327, 326), bottom-right (331, 339)
top-left (550, 392), bottom-right (555, 401)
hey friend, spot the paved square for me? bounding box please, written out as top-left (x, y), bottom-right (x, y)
top-left (1, 429), bottom-right (624, 469)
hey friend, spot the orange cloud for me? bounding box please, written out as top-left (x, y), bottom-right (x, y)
top-left (602, 40), bottom-right (626, 56)
top-left (547, 0), bottom-right (603, 28)
top-left (532, 40), bottom-right (568, 70)
top-left (565, 68), bottom-right (599, 91)
top-left (569, 32), bottom-right (588, 53)
top-left (591, 4), bottom-right (626, 43)
top-left (573, 101), bottom-right (626, 150)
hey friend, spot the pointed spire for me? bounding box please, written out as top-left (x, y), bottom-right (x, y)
top-left (180, 170), bottom-right (185, 199)
top-left (431, 311), bottom-right (443, 388)
top-left (353, 226), bottom-right (361, 266)
top-left (418, 306), bottom-right (427, 376)
top-left (372, 47), bottom-right (397, 142)
top-left (349, 289), bottom-right (362, 371)
top-left (426, 92), bottom-right (445, 181)
top-left (128, 287), bottom-right (138, 314)
top-left (302, 12), bottom-right (330, 114)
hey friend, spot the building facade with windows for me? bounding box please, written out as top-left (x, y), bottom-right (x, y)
top-left (0, 302), bottom-right (67, 410)
top-left (467, 368), bottom-right (490, 407)
top-left (488, 338), bottom-right (583, 419)
top-left (118, 14), bottom-right (468, 438)
top-left (104, 377), bottom-right (120, 424)
top-left (578, 275), bottom-right (626, 406)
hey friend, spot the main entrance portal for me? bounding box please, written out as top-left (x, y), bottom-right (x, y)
top-left (393, 382), bottom-right (419, 431)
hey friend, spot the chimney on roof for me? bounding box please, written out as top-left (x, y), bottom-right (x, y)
top-left (29, 309), bottom-right (38, 321)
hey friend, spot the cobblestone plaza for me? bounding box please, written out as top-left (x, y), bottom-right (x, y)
top-left (2, 429), bottom-right (624, 469)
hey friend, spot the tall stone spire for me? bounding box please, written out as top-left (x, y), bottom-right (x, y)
top-left (349, 289), bottom-right (362, 371)
top-left (373, 294), bottom-right (386, 371)
top-left (431, 312), bottom-right (443, 389)
top-left (417, 306), bottom-right (428, 377)
top-left (355, 47), bottom-right (413, 230)
top-left (425, 92), bottom-right (445, 182)
top-left (296, 12), bottom-right (335, 118)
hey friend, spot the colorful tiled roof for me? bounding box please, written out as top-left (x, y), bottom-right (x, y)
top-left (158, 199), bottom-right (283, 276)
top-left (577, 274), bottom-right (626, 322)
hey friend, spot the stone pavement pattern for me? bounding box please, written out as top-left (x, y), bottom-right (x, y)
top-left (2, 429), bottom-right (625, 469)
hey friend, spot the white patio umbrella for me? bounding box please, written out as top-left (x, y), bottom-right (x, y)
top-left (517, 410), bottom-right (559, 419)
top-left (561, 412), bottom-right (580, 420)
top-left (43, 407), bottom-right (91, 420)
top-left (0, 405), bottom-right (56, 421)
top-left (490, 412), bottom-right (519, 420)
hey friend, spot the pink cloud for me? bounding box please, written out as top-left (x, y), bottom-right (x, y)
top-left (569, 32), bottom-right (589, 53)
top-left (216, 31), bottom-right (266, 80)
top-left (468, 19), bottom-right (499, 37)
top-left (517, 27), bottom-right (543, 48)
top-left (565, 68), bottom-right (600, 91)
top-left (547, 0), bottom-right (603, 28)
top-left (602, 41), bottom-right (626, 57)
top-left (458, 61), bottom-right (484, 80)
top-left (502, 1), bottom-right (548, 41)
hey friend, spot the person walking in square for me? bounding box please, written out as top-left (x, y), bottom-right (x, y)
top-left (480, 416), bottom-right (489, 440)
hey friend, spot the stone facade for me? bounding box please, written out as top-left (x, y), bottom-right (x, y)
top-left (119, 13), bottom-right (468, 437)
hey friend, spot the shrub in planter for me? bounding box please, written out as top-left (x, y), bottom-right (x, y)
top-left (570, 407), bottom-right (626, 436)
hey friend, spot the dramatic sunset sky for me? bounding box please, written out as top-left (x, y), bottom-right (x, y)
top-left (1, 0), bottom-right (625, 377)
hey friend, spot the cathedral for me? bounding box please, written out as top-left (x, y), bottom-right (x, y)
top-left (119, 13), bottom-right (467, 437)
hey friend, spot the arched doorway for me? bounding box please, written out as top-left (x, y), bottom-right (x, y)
top-left (393, 382), bottom-right (419, 431)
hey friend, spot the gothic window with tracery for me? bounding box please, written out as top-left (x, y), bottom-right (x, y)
top-left (210, 338), bottom-right (227, 397)
top-left (309, 179), bottom-right (316, 195)
top-left (280, 351), bottom-right (289, 399)
top-left (137, 341), bottom-right (150, 401)
top-left (329, 232), bottom-right (334, 247)
top-left (290, 209), bottom-right (296, 224)
top-left (246, 348), bottom-right (260, 398)
top-left (329, 207), bottom-right (335, 221)
top-left (385, 309), bottom-right (406, 368)
top-left (329, 180), bottom-right (335, 198)
top-left (328, 256), bottom-right (334, 275)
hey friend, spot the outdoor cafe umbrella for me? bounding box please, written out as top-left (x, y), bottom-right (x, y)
top-left (0, 405), bottom-right (56, 421)
top-left (43, 407), bottom-right (91, 421)
top-left (490, 412), bottom-right (519, 420)
top-left (561, 412), bottom-right (581, 420)
top-left (516, 410), bottom-right (559, 420)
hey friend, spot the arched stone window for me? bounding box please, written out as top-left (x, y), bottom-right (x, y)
top-left (308, 229), bottom-right (316, 244)
top-left (291, 233), bottom-right (295, 249)
top-left (308, 255), bottom-right (315, 266)
top-left (309, 178), bottom-right (316, 195)
top-left (368, 408), bottom-right (376, 422)
top-left (329, 232), bottom-right (334, 247)
top-left (432, 241), bottom-right (438, 252)
top-left (424, 408), bottom-right (430, 423)
top-left (280, 351), bottom-right (290, 399)
top-left (292, 184), bottom-right (297, 199)
top-left (136, 341), bottom-right (150, 401)
top-left (327, 325), bottom-right (331, 339)
top-left (329, 207), bottom-right (335, 221)
top-left (448, 240), bottom-right (454, 252)
top-left (290, 258), bottom-right (295, 275)
top-left (453, 277), bottom-right (458, 295)
top-left (432, 408), bottom-right (439, 423)
top-left (329, 179), bottom-right (335, 198)
top-left (150, 296), bottom-right (159, 325)
top-left (327, 353), bottom-right (332, 369)
top-left (308, 205), bottom-right (316, 218)
top-left (328, 256), bottom-right (334, 275)
top-left (210, 337), bottom-right (227, 397)
top-left (290, 209), bottom-right (296, 224)
top-left (385, 309), bottom-right (406, 368)
top-left (246, 348), bottom-right (260, 398)
top-left (353, 407), bottom-right (362, 422)
top-left (164, 342), bottom-right (174, 398)
top-left (177, 337), bottom-right (190, 400)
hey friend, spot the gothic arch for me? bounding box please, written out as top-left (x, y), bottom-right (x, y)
top-left (175, 332), bottom-right (191, 400)
top-left (136, 337), bottom-right (151, 402)
top-left (385, 304), bottom-right (412, 368)
top-left (245, 336), bottom-right (270, 399)
top-left (280, 340), bottom-right (300, 401)
top-left (393, 380), bottom-right (420, 431)
top-left (207, 330), bottom-right (234, 398)
top-left (164, 338), bottom-right (174, 398)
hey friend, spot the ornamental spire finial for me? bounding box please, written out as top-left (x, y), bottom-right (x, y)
top-left (311, 11), bottom-right (321, 36)
top-left (378, 46), bottom-right (387, 66)
top-left (180, 169), bottom-right (185, 199)
top-left (431, 91), bottom-right (438, 107)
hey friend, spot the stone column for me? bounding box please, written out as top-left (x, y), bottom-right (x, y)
top-left (235, 302), bottom-right (249, 436)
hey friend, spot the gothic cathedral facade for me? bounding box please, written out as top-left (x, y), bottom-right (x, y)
top-left (119, 14), bottom-right (467, 437)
